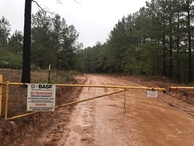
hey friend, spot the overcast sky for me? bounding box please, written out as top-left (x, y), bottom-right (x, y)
top-left (0, 0), bottom-right (150, 47)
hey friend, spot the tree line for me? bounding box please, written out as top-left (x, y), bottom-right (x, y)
top-left (0, 16), bottom-right (23, 69)
top-left (78, 0), bottom-right (194, 83)
top-left (0, 11), bottom-right (82, 70)
top-left (1, 0), bottom-right (194, 84)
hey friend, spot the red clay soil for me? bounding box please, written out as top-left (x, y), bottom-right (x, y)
top-left (1, 74), bottom-right (194, 146)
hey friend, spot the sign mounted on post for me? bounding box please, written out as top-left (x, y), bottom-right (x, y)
top-left (27, 84), bottom-right (56, 112)
top-left (147, 90), bottom-right (158, 98)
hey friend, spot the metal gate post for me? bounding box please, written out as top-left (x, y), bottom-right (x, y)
top-left (0, 75), bottom-right (2, 116)
top-left (5, 81), bottom-right (9, 120)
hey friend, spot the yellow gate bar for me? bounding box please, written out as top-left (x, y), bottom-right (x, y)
top-left (0, 75), bottom-right (2, 116)
top-left (7, 82), bottom-right (165, 91)
top-left (170, 86), bottom-right (194, 90)
top-left (56, 83), bottom-right (165, 91)
top-left (55, 89), bottom-right (127, 108)
top-left (6, 111), bottom-right (38, 121)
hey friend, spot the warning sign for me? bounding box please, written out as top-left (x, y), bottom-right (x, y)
top-left (147, 90), bottom-right (158, 98)
top-left (27, 84), bottom-right (56, 112)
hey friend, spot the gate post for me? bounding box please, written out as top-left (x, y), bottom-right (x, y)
top-left (5, 81), bottom-right (9, 120)
top-left (0, 75), bottom-right (2, 116)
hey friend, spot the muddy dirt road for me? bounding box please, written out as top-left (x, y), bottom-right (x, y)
top-left (56, 74), bottom-right (194, 146)
top-left (10, 74), bottom-right (194, 146)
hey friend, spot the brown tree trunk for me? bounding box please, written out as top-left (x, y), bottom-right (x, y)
top-left (176, 6), bottom-right (180, 83)
top-left (187, 5), bottom-right (192, 83)
top-left (162, 21), bottom-right (166, 77)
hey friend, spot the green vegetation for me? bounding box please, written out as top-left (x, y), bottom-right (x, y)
top-left (78, 0), bottom-right (194, 84)
top-left (0, 11), bottom-right (82, 71)
top-left (31, 70), bottom-right (80, 84)
top-left (1, 0), bottom-right (194, 84)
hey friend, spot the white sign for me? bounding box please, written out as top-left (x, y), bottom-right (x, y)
top-left (27, 84), bottom-right (56, 112)
top-left (147, 90), bottom-right (158, 98)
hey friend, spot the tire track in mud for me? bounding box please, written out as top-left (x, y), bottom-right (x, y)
top-left (58, 75), bottom-right (97, 146)
top-left (91, 75), bottom-right (143, 146)
top-left (62, 74), bottom-right (194, 146)
top-left (61, 75), bottom-right (143, 146)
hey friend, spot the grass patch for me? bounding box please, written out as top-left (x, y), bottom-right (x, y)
top-left (31, 70), bottom-right (81, 84)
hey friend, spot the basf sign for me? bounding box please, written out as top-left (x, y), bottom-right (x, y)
top-left (27, 84), bottom-right (56, 112)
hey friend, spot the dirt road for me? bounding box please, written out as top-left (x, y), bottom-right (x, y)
top-left (56, 74), bottom-right (194, 146)
top-left (9, 74), bottom-right (194, 146)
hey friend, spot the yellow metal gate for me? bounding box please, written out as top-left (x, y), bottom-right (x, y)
top-left (0, 75), bottom-right (193, 121)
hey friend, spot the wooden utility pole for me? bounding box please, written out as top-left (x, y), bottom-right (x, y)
top-left (21, 0), bottom-right (32, 83)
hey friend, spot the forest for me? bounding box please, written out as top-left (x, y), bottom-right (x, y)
top-left (79, 0), bottom-right (194, 83)
top-left (0, 0), bottom-right (194, 83)
top-left (0, 11), bottom-right (82, 71)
